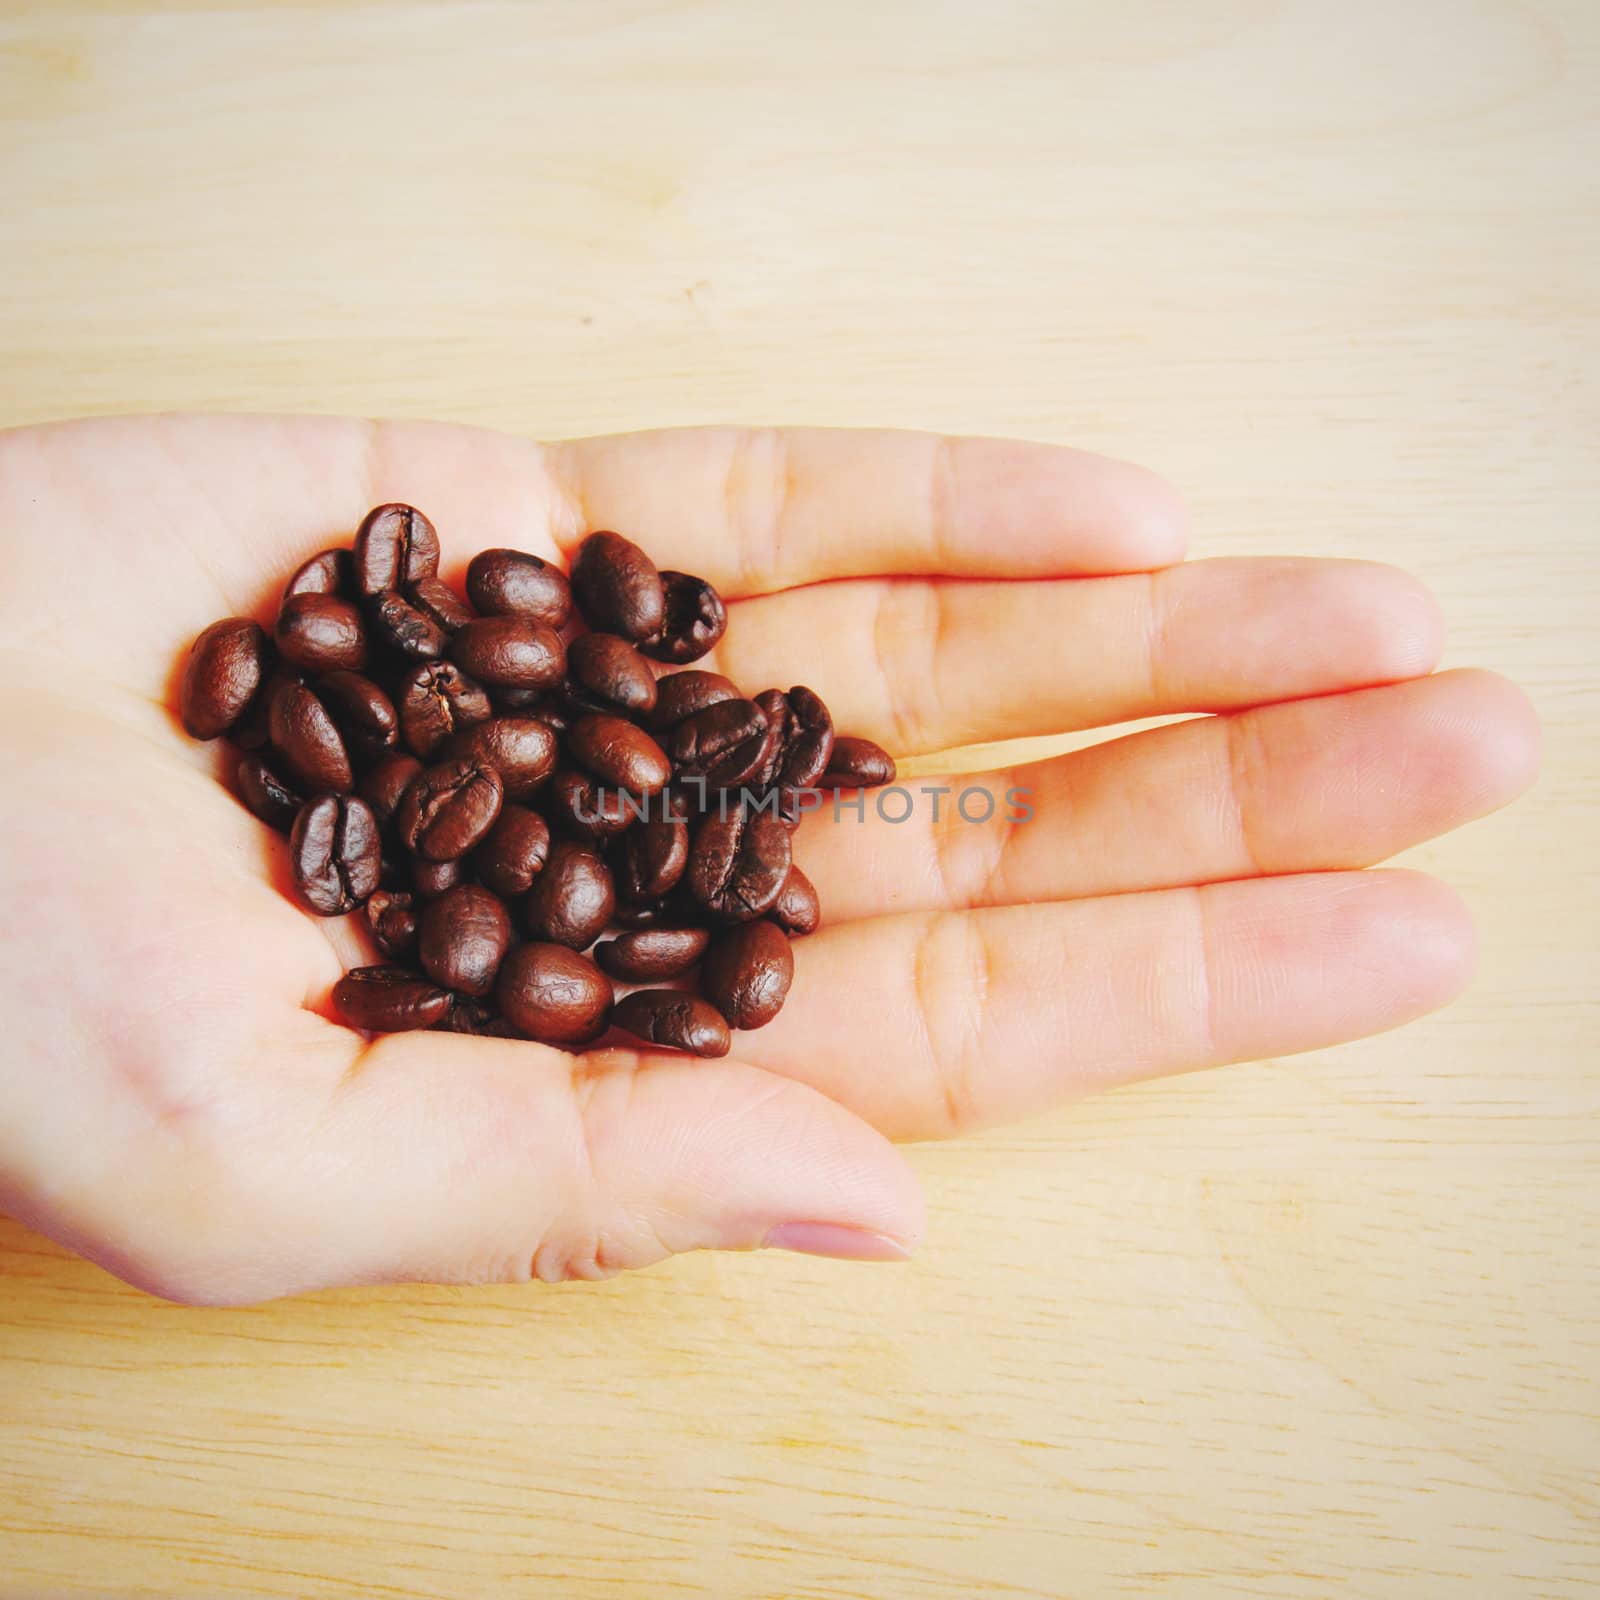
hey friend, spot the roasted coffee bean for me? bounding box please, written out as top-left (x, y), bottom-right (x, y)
top-left (496, 943), bottom-right (612, 1045)
top-left (618, 807), bottom-right (689, 900)
top-left (179, 617), bottom-right (271, 740)
top-left (645, 670), bottom-right (740, 734)
top-left (439, 715), bottom-right (558, 801)
top-left (289, 793), bottom-right (381, 916)
top-left (466, 548), bottom-right (572, 628)
top-left (407, 575), bottom-right (474, 634)
top-left (449, 615), bottom-right (565, 692)
top-left (522, 839), bottom-right (615, 948)
top-left (493, 684), bottom-right (547, 713)
top-left (641, 570), bottom-right (726, 664)
top-left (353, 503), bottom-right (440, 597)
top-left (357, 751), bottom-right (423, 828)
top-left (283, 547), bottom-right (352, 602)
top-left (364, 889), bottom-right (418, 961)
top-left (669, 698), bottom-right (767, 784)
top-left (701, 920), bottom-right (794, 1029)
top-left (433, 996), bottom-right (520, 1036)
top-left (368, 591), bottom-right (448, 661)
top-left (317, 670), bottom-right (398, 766)
top-left (594, 926), bottom-right (709, 982)
top-left (397, 661), bottom-right (493, 758)
top-left (418, 884), bottom-right (512, 998)
top-left (768, 864), bottom-right (821, 937)
top-left (568, 714), bottom-right (672, 796)
top-left (236, 754), bottom-right (303, 833)
top-left (819, 735), bottom-right (896, 789)
top-left (521, 701), bottom-right (570, 737)
top-left (231, 666), bottom-right (299, 752)
top-left (395, 758), bottom-right (503, 861)
top-left (275, 593), bottom-right (368, 673)
top-left (269, 680), bottom-right (353, 793)
top-left (544, 767), bottom-right (637, 840)
top-left (570, 530), bottom-right (665, 643)
top-left (333, 966), bottom-right (452, 1032)
top-left (409, 854), bottom-right (465, 900)
top-left (687, 804), bottom-right (792, 922)
top-left (610, 990), bottom-right (730, 1058)
top-left (473, 804), bottom-right (551, 897)
top-left (776, 685), bottom-right (834, 793)
top-left (748, 689), bottom-right (791, 790)
top-left (566, 633), bottom-right (658, 717)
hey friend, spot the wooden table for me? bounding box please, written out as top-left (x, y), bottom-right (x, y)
top-left (2, 3), bottom-right (1595, 1594)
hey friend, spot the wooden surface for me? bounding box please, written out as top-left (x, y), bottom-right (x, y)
top-left (1, 2), bottom-right (1596, 1595)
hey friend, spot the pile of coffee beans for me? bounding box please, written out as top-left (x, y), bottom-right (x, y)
top-left (177, 505), bottom-right (895, 1057)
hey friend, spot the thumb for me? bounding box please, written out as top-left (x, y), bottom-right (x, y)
top-left (280, 1034), bottom-right (925, 1291)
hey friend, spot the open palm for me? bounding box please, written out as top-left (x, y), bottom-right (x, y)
top-left (0, 416), bottom-right (1538, 1303)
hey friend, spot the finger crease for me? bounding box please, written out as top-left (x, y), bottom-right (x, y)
top-left (1220, 713), bottom-right (1269, 877)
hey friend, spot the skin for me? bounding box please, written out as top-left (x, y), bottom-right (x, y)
top-left (0, 416), bottom-right (1539, 1303)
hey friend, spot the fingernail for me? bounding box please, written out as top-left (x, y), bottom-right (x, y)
top-left (761, 1222), bottom-right (913, 1262)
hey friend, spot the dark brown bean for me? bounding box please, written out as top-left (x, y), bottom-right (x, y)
top-left (687, 805), bottom-right (792, 922)
top-left (269, 680), bottom-right (353, 793)
top-left (236, 754), bottom-right (303, 834)
top-left (439, 715), bottom-right (559, 800)
top-left (394, 758), bottom-right (504, 861)
top-left (747, 689), bottom-right (791, 790)
top-left (618, 807), bottom-right (689, 900)
top-left (473, 804), bottom-right (551, 898)
top-left (819, 735), bottom-right (896, 789)
top-left (333, 966), bottom-right (452, 1032)
top-left (275, 593), bottom-right (368, 673)
top-left (283, 547), bottom-right (352, 602)
top-left (368, 591), bottom-right (448, 661)
top-left (407, 575), bottom-right (474, 634)
top-left (566, 633), bottom-right (658, 717)
top-left (432, 996), bottom-right (520, 1037)
top-left (231, 666), bottom-right (300, 753)
top-left (353, 503), bottom-right (440, 597)
top-left (179, 617), bottom-right (271, 740)
top-left (466, 548), bottom-right (572, 628)
top-left (768, 864), bottom-right (821, 937)
top-left (700, 920), bottom-right (794, 1029)
top-left (357, 752), bottom-right (423, 828)
top-left (522, 839), bottom-right (615, 948)
top-left (569, 530), bottom-right (665, 643)
top-left (317, 670), bottom-right (399, 766)
top-left (645, 670), bottom-right (740, 734)
top-left (544, 767), bottom-right (638, 840)
top-left (568, 714), bottom-right (672, 796)
top-left (594, 927), bottom-right (709, 982)
top-left (364, 889), bottom-right (418, 961)
top-left (776, 685), bottom-right (834, 794)
top-left (449, 615), bottom-right (565, 691)
top-left (410, 854), bottom-right (465, 900)
top-left (396, 661), bottom-right (493, 758)
top-left (640, 570), bottom-right (726, 664)
top-left (496, 943), bottom-right (612, 1045)
top-left (289, 794), bottom-right (381, 916)
top-left (418, 885), bottom-right (512, 998)
top-left (610, 990), bottom-right (731, 1058)
top-left (669, 698), bottom-right (767, 785)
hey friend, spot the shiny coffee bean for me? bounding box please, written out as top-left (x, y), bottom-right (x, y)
top-left (269, 680), bottom-right (353, 793)
top-left (364, 889), bottom-right (418, 962)
top-left (407, 575), bottom-right (474, 634)
top-left (776, 685), bottom-right (834, 793)
top-left (618, 808), bottom-right (689, 900)
top-left (522, 839), bottom-right (615, 948)
top-left (466, 548), bottom-right (572, 628)
top-left (496, 943), bottom-right (612, 1045)
top-left (179, 617), bottom-right (271, 740)
top-left (418, 885), bottom-right (512, 998)
top-left (357, 752), bottom-right (423, 828)
top-left (568, 714), bottom-right (672, 796)
top-left (566, 633), bottom-right (658, 717)
top-left (449, 616), bottom-right (565, 691)
top-left (236, 754), bottom-right (303, 833)
top-left (669, 698), bottom-right (767, 783)
top-left (275, 593), bottom-right (369, 673)
top-left (409, 854), bottom-right (465, 900)
top-left (289, 794), bottom-right (381, 916)
top-left (283, 547), bottom-right (352, 602)
top-left (687, 805), bottom-right (792, 922)
top-left (768, 864), bottom-right (821, 937)
top-left (439, 715), bottom-right (558, 800)
top-left (641, 570), bottom-right (726, 664)
top-left (544, 767), bottom-right (637, 840)
top-left (397, 661), bottom-right (493, 758)
top-left (368, 591), bottom-right (448, 661)
top-left (333, 966), bottom-right (452, 1032)
top-left (473, 804), bottom-right (551, 898)
top-left (395, 758), bottom-right (504, 861)
top-left (610, 990), bottom-right (731, 1058)
top-left (645, 670), bottom-right (740, 734)
top-left (570, 531), bottom-right (665, 643)
top-left (432, 996), bottom-right (518, 1036)
top-left (231, 666), bottom-right (299, 753)
top-left (701, 920), bottom-right (794, 1030)
top-left (819, 735), bottom-right (896, 789)
top-left (748, 689), bottom-right (791, 790)
top-left (353, 503), bottom-right (440, 597)
top-left (594, 926), bottom-right (709, 982)
top-left (317, 670), bottom-right (399, 766)
top-left (521, 700), bottom-right (570, 736)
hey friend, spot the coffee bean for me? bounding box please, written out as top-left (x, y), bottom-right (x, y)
top-left (353, 503), bottom-right (440, 597)
top-left (269, 680), bottom-right (353, 793)
top-left (289, 793), bottom-right (381, 916)
top-left (570, 531), bottom-right (665, 643)
top-left (748, 689), bottom-right (791, 790)
top-left (687, 804), bottom-right (792, 922)
top-left (496, 943), bottom-right (612, 1045)
top-left (618, 807), bottom-right (689, 900)
top-left (669, 698), bottom-right (767, 784)
top-left (466, 548), bottom-right (572, 628)
top-left (644, 670), bottom-right (740, 734)
top-left (356, 752), bottom-right (423, 829)
top-left (179, 617), bottom-right (271, 740)
top-left (544, 767), bottom-right (638, 840)
top-left (473, 804), bottom-right (551, 897)
top-left (819, 735), bottom-right (896, 789)
top-left (768, 864), bottom-right (821, 937)
top-left (275, 593), bottom-right (369, 674)
top-left (333, 966), bottom-right (452, 1032)
top-left (368, 591), bottom-right (448, 661)
top-left (641, 570), bottom-right (727, 664)
top-left (432, 996), bottom-right (520, 1037)
top-left (418, 884), bottom-right (512, 998)
top-left (236, 753), bottom-right (303, 833)
top-left (396, 661), bottom-right (493, 758)
top-left (364, 889), bottom-right (418, 961)
top-left (610, 990), bottom-right (731, 1058)
top-left (522, 839), bottom-right (615, 948)
top-left (407, 575), bottom-right (474, 634)
top-left (566, 633), bottom-right (658, 717)
top-left (448, 615), bottom-right (565, 691)
top-left (701, 920), bottom-right (794, 1029)
top-left (520, 701), bottom-right (570, 737)
top-left (439, 715), bottom-right (558, 800)
top-left (776, 686), bottom-right (834, 794)
top-left (409, 854), bottom-right (465, 900)
top-left (316, 670), bottom-right (399, 766)
top-left (594, 926), bottom-right (709, 982)
top-left (395, 758), bottom-right (503, 861)
top-left (231, 666), bottom-right (300, 753)
top-left (568, 714), bottom-right (672, 796)
top-left (492, 684), bottom-right (546, 713)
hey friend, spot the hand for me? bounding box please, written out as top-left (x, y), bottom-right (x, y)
top-left (0, 416), bottom-right (1538, 1302)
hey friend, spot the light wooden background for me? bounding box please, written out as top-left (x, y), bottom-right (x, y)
top-left (1, 2), bottom-right (1596, 1596)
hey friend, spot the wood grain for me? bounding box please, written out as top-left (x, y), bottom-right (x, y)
top-left (0, 1), bottom-right (1595, 1594)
